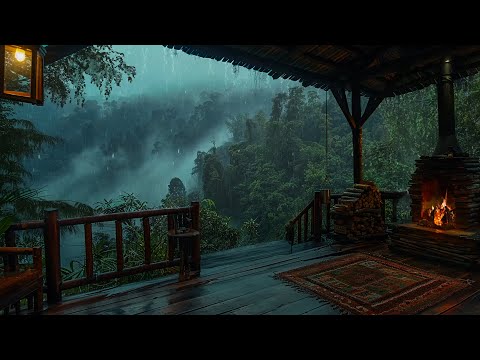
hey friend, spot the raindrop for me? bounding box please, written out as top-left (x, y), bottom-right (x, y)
top-left (38, 154), bottom-right (41, 160)
top-left (112, 153), bottom-right (115, 159)
top-left (177, 149), bottom-right (180, 154)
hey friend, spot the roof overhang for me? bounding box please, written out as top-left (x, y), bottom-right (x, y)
top-left (44, 45), bottom-right (91, 65)
top-left (167, 45), bottom-right (480, 98)
top-left (40, 44), bottom-right (480, 98)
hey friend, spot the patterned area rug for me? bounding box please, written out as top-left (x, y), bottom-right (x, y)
top-left (276, 253), bottom-right (470, 315)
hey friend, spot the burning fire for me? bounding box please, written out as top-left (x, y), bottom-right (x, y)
top-left (423, 189), bottom-right (455, 228)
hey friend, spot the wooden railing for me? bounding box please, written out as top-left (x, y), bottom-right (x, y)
top-left (3, 202), bottom-right (200, 305)
top-left (286, 190), bottom-right (408, 245)
top-left (285, 191), bottom-right (330, 245)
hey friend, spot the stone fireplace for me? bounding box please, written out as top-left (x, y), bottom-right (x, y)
top-left (409, 156), bottom-right (480, 230)
top-left (388, 57), bottom-right (480, 267)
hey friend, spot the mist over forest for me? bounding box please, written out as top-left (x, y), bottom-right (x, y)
top-left (14, 46), bottom-right (299, 206)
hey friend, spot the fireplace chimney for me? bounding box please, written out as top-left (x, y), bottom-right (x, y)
top-left (433, 57), bottom-right (463, 156)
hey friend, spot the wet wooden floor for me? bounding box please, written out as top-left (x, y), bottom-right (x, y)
top-left (46, 239), bottom-right (480, 315)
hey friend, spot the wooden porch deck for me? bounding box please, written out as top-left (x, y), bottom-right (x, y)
top-left (45, 239), bottom-right (480, 315)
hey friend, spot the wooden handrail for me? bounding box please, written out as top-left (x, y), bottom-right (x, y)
top-left (8, 221), bottom-right (45, 231)
top-left (286, 195), bottom-right (323, 245)
top-left (290, 200), bottom-right (314, 224)
top-left (4, 203), bottom-right (201, 305)
top-left (57, 206), bottom-right (191, 226)
top-left (0, 246), bottom-right (36, 255)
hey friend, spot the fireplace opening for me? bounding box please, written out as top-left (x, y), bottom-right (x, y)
top-left (418, 179), bottom-right (455, 229)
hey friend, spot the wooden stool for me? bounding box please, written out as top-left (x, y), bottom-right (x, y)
top-left (167, 229), bottom-right (200, 281)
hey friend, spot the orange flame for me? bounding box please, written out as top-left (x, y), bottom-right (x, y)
top-left (429, 189), bottom-right (453, 226)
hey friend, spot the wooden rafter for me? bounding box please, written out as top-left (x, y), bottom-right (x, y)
top-left (348, 46), bottom-right (391, 76)
top-left (357, 46), bottom-right (458, 81)
top-left (191, 45), bottom-right (346, 89)
top-left (284, 46), bottom-right (340, 68)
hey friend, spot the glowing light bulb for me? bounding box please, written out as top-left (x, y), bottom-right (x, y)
top-left (15, 48), bottom-right (26, 62)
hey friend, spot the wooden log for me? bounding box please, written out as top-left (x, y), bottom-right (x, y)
top-left (343, 192), bottom-right (362, 198)
top-left (346, 188), bottom-right (364, 194)
top-left (354, 184), bottom-right (372, 190)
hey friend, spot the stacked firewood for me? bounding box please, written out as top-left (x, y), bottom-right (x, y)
top-left (333, 183), bottom-right (386, 240)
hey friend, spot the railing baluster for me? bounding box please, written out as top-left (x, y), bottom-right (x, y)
top-left (84, 223), bottom-right (93, 279)
top-left (115, 221), bottom-right (124, 272)
top-left (167, 215), bottom-right (175, 261)
top-left (314, 191), bottom-right (321, 240)
top-left (310, 207), bottom-right (314, 236)
top-left (143, 218), bottom-right (151, 265)
top-left (304, 211), bottom-right (308, 242)
top-left (297, 217), bottom-right (302, 244)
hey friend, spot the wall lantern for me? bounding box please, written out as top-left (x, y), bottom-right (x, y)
top-left (0, 45), bottom-right (46, 105)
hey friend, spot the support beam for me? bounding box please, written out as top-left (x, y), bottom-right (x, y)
top-left (331, 87), bottom-right (355, 129)
top-left (360, 96), bottom-right (384, 126)
top-left (351, 84), bottom-right (363, 184)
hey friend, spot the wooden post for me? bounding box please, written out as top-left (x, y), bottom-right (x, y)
top-left (44, 209), bottom-right (62, 304)
top-left (331, 87), bottom-right (383, 186)
top-left (351, 84), bottom-right (363, 184)
top-left (84, 223), bottom-right (93, 279)
top-left (352, 127), bottom-right (363, 184)
top-left (190, 201), bottom-right (201, 273)
top-left (313, 191), bottom-right (321, 241)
